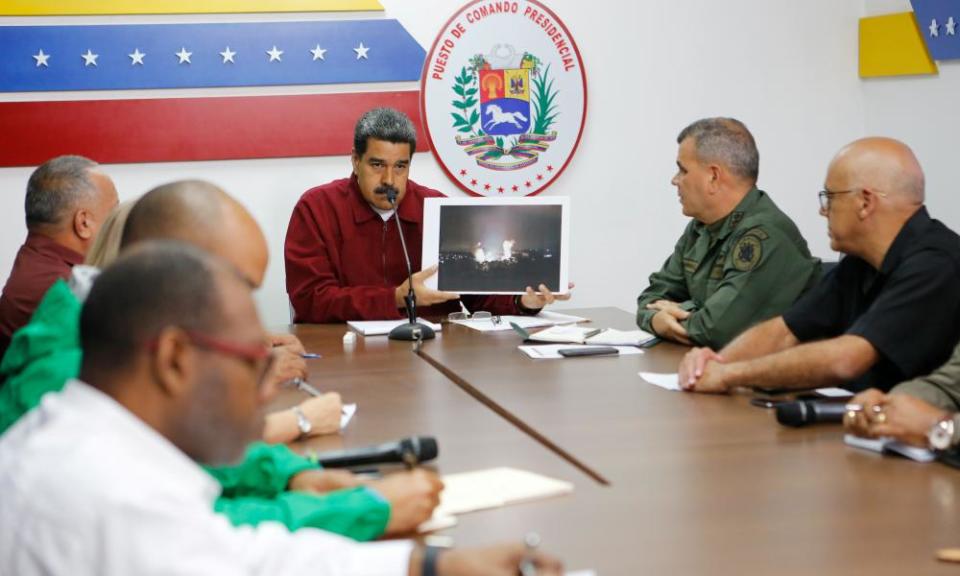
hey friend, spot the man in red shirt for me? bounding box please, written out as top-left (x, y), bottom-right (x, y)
top-left (0, 156), bottom-right (118, 358)
top-left (285, 108), bottom-right (570, 323)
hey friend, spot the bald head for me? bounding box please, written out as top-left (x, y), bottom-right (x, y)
top-left (828, 137), bottom-right (925, 205)
top-left (122, 180), bottom-right (269, 288)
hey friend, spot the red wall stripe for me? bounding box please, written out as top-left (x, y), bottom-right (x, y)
top-left (0, 91), bottom-right (426, 167)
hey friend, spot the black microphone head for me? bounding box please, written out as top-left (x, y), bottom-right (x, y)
top-left (775, 400), bottom-right (811, 427)
top-left (385, 187), bottom-right (398, 205)
top-left (400, 436), bottom-right (438, 463)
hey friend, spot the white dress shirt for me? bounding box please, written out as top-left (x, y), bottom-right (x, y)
top-left (0, 380), bottom-right (413, 575)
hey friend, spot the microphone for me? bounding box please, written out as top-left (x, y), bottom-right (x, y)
top-left (385, 187), bottom-right (436, 341)
top-left (775, 400), bottom-right (847, 427)
top-left (312, 436), bottom-right (439, 469)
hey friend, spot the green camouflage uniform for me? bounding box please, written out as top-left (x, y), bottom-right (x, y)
top-left (636, 188), bottom-right (820, 349)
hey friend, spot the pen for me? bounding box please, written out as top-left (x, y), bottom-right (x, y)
top-left (519, 532), bottom-right (540, 576)
top-left (285, 378), bottom-right (348, 416)
top-left (300, 352), bottom-right (322, 359)
top-left (583, 328), bottom-right (603, 339)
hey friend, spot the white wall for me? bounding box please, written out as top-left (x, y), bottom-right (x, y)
top-left (862, 0), bottom-right (960, 234)
top-left (0, 1), bottom-right (866, 329)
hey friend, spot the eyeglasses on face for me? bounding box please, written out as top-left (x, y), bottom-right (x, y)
top-left (148, 330), bottom-right (275, 388)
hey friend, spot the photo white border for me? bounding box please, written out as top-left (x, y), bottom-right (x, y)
top-left (422, 196), bottom-right (570, 295)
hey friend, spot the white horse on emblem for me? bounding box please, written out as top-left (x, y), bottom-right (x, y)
top-left (483, 104), bottom-right (528, 131)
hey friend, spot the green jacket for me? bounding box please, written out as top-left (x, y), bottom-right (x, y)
top-left (0, 280), bottom-right (389, 541)
top-left (891, 341), bottom-right (960, 411)
top-left (636, 188), bottom-right (821, 348)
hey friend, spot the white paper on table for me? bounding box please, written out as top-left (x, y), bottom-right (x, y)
top-left (339, 403), bottom-right (357, 430)
top-left (453, 311), bottom-right (588, 332)
top-left (566, 571), bottom-right (598, 576)
top-left (346, 318), bottom-right (442, 336)
top-left (434, 467), bottom-right (574, 516)
top-left (843, 434), bottom-right (935, 462)
top-left (519, 344), bottom-right (644, 360)
top-left (814, 387), bottom-right (854, 398)
top-left (639, 372), bottom-right (681, 391)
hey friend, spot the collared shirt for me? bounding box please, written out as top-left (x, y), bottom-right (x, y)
top-left (284, 175), bottom-right (522, 322)
top-left (636, 188), bottom-right (821, 348)
top-left (784, 207), bottom-right (960, 392)
top-left (0, 380), bottom-right (412, 576)
top-left (0, 232), bottom-right (83, 358)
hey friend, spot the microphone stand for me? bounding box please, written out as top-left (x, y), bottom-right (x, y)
top-left (387, 190), bottom-right (436, 341)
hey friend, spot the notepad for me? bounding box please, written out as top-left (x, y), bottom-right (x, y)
top-left (347, 319), bottom-right (443, 336)
top-left (439, 467), bottom-right (573, 515)
top-left (525, 325), bottom-right (656, 346)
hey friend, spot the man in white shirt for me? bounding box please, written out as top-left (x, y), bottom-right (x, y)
top-left (0, 241), bottom-right (561, 575)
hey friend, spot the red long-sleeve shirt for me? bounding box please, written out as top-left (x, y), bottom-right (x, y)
top-left (284, 175), bottom-right (524, 323)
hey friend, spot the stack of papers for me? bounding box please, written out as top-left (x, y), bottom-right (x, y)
top-left (528, 325), bottom-right (656, 346)
top-left (452, 310), bottom-right (587, 332)
top-left (347, 319), bottom-right (442, 336)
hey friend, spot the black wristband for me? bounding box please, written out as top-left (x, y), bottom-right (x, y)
top-left (422, 545), bottom-right (442, 576)
top-left (514, 294), bottom-right (542, 315)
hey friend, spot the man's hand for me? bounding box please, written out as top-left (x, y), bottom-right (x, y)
top-left (682, 360), bottom-right (732, 394)
top-left (288, 469), bottom-right (363, 494)
top-left (270, 332), bottom-right (306, 355)
top-left (678, 346), bottom-right (724, 388)
top-left (396, 265), bottom-right (460, 308)
top-left (367, 469), bottom-right (444, 535)
top-left (299, 393), bottom-right (343, 435)
top-left (410, 543), bottom-right (562, 576)
top-left (647, 301), bottom-right (691, 344)
top-left (846, 389), bottom-right (950, 448)
top-left (520, 282), bottom-right (575, 311)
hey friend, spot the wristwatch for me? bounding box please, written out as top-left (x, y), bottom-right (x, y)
top-left (292, 406), bottom-right (312, 438)
top-left (927, 414), bottom-right (956, 451)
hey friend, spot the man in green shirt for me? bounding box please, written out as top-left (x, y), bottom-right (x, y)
top-left (0, 180), bottom-right (441, 542)
top-left (636, 117), bottom-right (821, 349)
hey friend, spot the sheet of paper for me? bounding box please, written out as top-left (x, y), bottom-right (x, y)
top-left (520, 345), bottom-right (644, 360)
top-left (843, 434), bottom-right (935, 462)
top-left (566, 571), bottom-right (598, 576)
top-left (453, 311), bottom-right (589, 333)
top-left (639, 372), bottom-right (681, 391)
top-left (814, 387), bottom-right (854, 398)
top-left (431, 467), bottom-right (574, 518)
top-left (347, 318), bottom-right (442, 336)
top-left (339, 403), bottom-right (357, 430)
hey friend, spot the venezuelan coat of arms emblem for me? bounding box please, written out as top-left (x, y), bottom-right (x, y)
top-left (421, 1), bottom-right (587, 196)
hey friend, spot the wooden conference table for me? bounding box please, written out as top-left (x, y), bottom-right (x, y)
top-left (276, 308), bottom-right (960, 575)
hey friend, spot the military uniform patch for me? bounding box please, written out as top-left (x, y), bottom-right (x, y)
top-left (732, 235), bottom-right (763, 272)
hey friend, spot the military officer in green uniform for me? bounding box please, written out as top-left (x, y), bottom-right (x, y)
top-left (636, 118), bottom-right (820, 349)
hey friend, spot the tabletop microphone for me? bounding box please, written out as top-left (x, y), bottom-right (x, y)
top-left (385, 187), bottom-right (436, 341)
top-left (312, 436), bottom-right (439, 469)
top-left (775, 400), bottom-right (847, 427)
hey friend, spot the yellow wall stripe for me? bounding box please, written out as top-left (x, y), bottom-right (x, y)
top-left (860, 12), bottom-right (937, 78)
top-left (0, 0), bottom-right (382, 16)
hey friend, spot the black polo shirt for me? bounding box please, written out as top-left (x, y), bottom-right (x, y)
top-left (783, 207), bottom-right (960, 392)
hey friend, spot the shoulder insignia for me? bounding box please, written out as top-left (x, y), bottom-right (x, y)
top-left (744, 227), bottom-right (769, 241)
top-left (732, 235), bottom-right (763, 272)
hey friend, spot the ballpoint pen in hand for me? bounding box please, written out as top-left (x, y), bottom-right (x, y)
top-left (284, 378), bottom-right (347, 416)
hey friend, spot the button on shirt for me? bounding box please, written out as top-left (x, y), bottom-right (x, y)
top-left (784, 207), bottom-right (960, 392)
top-left (0, 380), bottom-right (413, 576)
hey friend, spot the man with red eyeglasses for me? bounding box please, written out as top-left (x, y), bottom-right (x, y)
top-left (0, 180), bottom-right (443, 542)
top-left (0, 242), bottom-right (563, 575)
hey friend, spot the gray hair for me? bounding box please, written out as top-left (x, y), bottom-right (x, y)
top-left (677, 118), bottom-right (759, 183)
top-left (25, 155), bottom-right (100, 228)
top-left (353, 107), bottom-right (417, 158)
